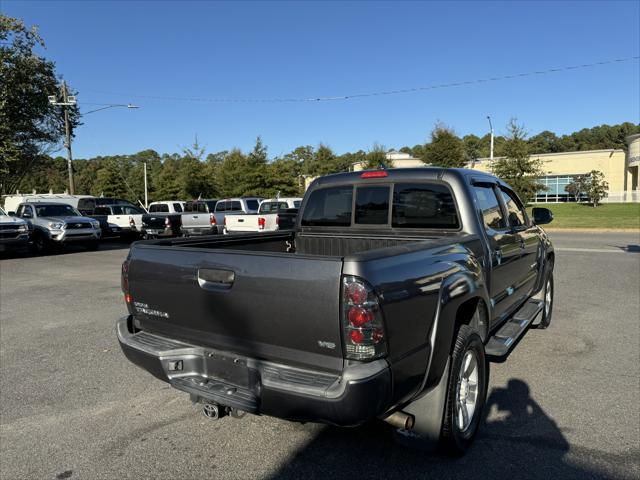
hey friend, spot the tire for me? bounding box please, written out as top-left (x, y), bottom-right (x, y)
top-left (441, 324), bottom-right (489, 454)
top-left (539, 270), bottom-right (554, 329)
top-left (31, 231), bottom-right (52, 254)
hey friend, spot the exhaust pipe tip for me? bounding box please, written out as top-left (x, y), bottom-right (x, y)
top-left (384, 411), bottom-right (415, 431)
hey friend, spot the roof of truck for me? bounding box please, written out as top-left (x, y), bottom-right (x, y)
top-left (311, 167), bottom-right (504, 187)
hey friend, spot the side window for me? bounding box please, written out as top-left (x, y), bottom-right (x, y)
top-left (500, 188), bottom-right (527, 228)
top-left (392, 183), bottom-right (459, 229)
top-left (16, 205), bottom-right (25, 217)
top-left (472, 185), bottom-right (507, 231)
top-left (173, 203), bottom-right (183, 212)
top-left (21, 205), bottom-right (33, 218)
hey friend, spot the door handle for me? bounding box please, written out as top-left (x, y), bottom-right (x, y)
top-left (198, 268), bottom-right (235, 290)
top-left (493, 248), bottom-right (503, 265)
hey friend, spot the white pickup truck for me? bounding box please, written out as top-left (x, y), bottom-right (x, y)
top-left (92, 204), bottom-right (147, 239)
top-left (223, 197), bottom-right (301, 234)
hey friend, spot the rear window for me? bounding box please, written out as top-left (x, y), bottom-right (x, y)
top-left (301, 186), bottom-right (353, 227)
top-left (246, 199), bottom-right (260, 211)
top-left (355, 186), bottom-right (389, 225)
top-left (293, 200), bottom-right (301, 208)
top-left (215, 202), bottom-right (226, 212)
top-left (150, 204), bottom-right (169, 213)
top-left (173, 203), bottom-right (183, 212)
top-left (391, 183), bottom-right (459, 229)
top-left (230, 201), bottom-right (242, 211)
top-left (259, 202), bottom-right (287, 214)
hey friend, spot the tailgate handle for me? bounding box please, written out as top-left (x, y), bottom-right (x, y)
top-left (238, 219), bottom-right (244, 222)
top-left (198, 268), bottom-right (235, 290)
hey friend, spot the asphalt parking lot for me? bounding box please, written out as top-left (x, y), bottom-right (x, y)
top-left (1, 231), bottom-right (639, 480)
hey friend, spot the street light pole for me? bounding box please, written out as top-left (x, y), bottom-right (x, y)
top-left (49, 89), bottom-right (140, 196)
top-left (487, 115), bottom-right (494, 161)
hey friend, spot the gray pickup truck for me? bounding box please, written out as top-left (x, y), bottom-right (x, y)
top-left (13, 202), bottom-right (102, 253)
top-left (117, 168), bottom-right (555, 453)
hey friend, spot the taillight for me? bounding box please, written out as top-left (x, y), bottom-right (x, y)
top-left (210, 213), bottom-right (216, 226)
top-left (258, 217), bottom-right (266, 230)
top-left (276, 215), bottom-right (279, 226)
top-left (121, 259), bottom-right (132, 306)
top-left (165, 216), bottom-right (171, 227)
top-left (341, 276), bottom-right (387, 360)
top-left (129, 216), bottom-right (135, 227)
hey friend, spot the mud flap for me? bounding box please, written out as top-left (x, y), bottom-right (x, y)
top-left (392, 357), bottom-right (450, 451)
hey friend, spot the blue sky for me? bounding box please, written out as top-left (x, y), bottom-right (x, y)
top-left (4, 0), bottom-right (640, 159)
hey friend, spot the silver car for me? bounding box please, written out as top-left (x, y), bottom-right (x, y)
top-left (14, 202), bottom-right (101, 253)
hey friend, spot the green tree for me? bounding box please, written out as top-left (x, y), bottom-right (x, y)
top-left (462, 134), bottom-right (483, 165)
top-left (528, 130), bottom-right (561, 153)
top-left (422, 124), bottom-right (466, 168)
top-left (564, 174), bottom-right (588, 202)
top-left (266, 159), bottom-right (302, 196)
top-left (362, 143), bottom-right (391, 170)
top-left (0, 14), bottom-right (81, 194)
top-left (585, 170), bottom-right (609, 207)
top-left (93, 158), bottom-right (129, 198)
top-left (491, 119), bottom-right (545, 203)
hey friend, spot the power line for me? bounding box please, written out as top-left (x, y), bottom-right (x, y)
top-left (83, 55), bottom-right (639, 104)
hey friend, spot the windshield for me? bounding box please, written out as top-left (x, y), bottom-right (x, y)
top-left (36, 205), bottom-right (81, 217)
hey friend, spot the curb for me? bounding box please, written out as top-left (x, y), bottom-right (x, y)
top-left (544, 228), bottom-right (640, 233)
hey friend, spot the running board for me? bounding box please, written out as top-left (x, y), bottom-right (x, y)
top-left (485, 299), bottom-right (544, 362)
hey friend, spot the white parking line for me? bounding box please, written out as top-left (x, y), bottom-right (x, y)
top-left (555, 247), bottom-right (631, 254)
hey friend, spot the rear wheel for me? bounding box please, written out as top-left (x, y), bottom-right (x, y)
top-left (441, 324), bottom-right (489, 454)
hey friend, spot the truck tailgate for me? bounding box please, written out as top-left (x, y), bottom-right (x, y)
top-left (127, 245), bottom-right (345, 372)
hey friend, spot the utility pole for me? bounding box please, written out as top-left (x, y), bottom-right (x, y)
top-left (143, 162), bottom-right (148, 208)
top-left (487, 115), bottom-right (494, 161)
top-left (49, 82), bottom-right (77, 194)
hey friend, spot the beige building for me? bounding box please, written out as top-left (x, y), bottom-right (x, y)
top-left (352, 135), bottom-right (640, 203)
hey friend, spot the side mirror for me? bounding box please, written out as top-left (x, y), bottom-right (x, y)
top-left (532, 207), bottom-right (553, 225)
top-left (22, 213), bottom-right (32, 219)
top-left (7, 211), bottom-right (16, 216)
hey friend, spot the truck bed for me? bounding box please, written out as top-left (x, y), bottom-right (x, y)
top-left (125, 231), bottom-right (437, 373)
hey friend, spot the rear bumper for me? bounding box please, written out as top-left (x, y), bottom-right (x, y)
top-left (116, 316), bottom-right (391, 426)
top-left (181, 226), bottom-right (219, 236)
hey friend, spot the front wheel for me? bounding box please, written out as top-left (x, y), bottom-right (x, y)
top-left (441, 324), bottom-right (489, 454)
top-left (539, 270), bottom-right (554, 329)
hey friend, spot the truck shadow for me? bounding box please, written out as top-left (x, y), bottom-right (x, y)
top-left (269, 378), bottom-right (631, 480)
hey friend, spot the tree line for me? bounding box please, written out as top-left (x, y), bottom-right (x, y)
top-left (13, 121), bottom-right (638, 205)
